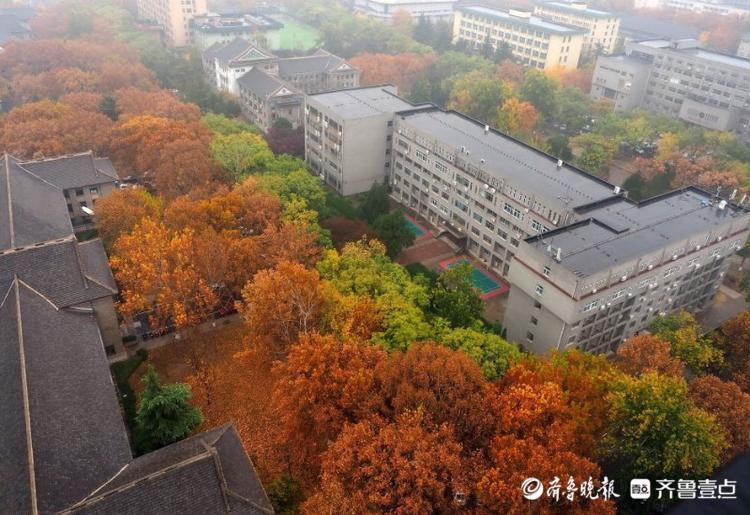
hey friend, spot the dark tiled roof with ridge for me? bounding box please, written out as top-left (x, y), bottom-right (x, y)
top-left (21, 151), bottom-right (118, 190)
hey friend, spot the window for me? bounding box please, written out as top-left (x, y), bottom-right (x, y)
top-left (531, 220), bottom-right (543, 233)
top-left (75, 188), bottom-right (84, 197)
top-left (534, 300), bottom-right (542, 309)
top-left (582, 300), bottom-right (598, 312)
top-left (535, 284), bottom-right (544, 296)
top-left (530, 316), bottom-right (538, 326)
top-left (415, 149), bottom-right (429, 162)
top-left (543, 266), bottom-right (551, 277)
top-left (526, 331), bottom-right (535, 342)
top-left (504, 203), bottom-right (523, 220)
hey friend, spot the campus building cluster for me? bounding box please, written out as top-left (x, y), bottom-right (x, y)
top-left (591, 38), bottom-right (750, 142)
top-left (352, 0), bottom-right (458, 23)
top-left (202, 38), bottom-right (359, 131)
top-left (303, 86), bottom-right (750, 354)
top-left (0, 152), bottom-right (272, 513)
top-left (190, 11), bottom-right (284, 51)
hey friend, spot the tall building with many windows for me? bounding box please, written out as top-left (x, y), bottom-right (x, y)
top-left (353, 0), bottom-right (458, 23)
top-left (305, 91), bottom-right (750, 355)
top-left (533, 1), bottom-right (620, 56)
top-left (591, 39), bottom-right (750, 143)
top-left (453, 5), bottom-right (586, 70)
top-left (136, 0), bottom-right (208, 47)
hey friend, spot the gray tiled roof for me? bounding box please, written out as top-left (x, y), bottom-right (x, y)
top-left (212, 37), bottom-right (276, 64)
top-left (238, 67), bottom-right (294, 98)
top-left (0, 154), bottom-right (73, 250)
top-left (278, 51), bottom-right (347, 76)
top-left (0, 13), bottom-right (30, 45)
top-left (77, 239), bottom-right (118, 293)
top-left (0, 279), bottom-right (132, 514)
top-left (0, 239), bottom-right (115, 308)
top-left (69, 424), bottom-right (274, 514)
top-left (21, 152), bottom-right (118, 190)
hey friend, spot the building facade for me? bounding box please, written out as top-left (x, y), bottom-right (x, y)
top-left (190, 11), bottom-right (283, 51)
top-left (533, 1), bottom-right (620, 56)
top-left (305, 86), bottom-right (422, 195)
top-left (136, 0), bottom-right (208, 47)
top-left (505, 189), bottom-right (750, 354)
top-left (353, 0), bottom-right (457, 22)
top-left (634, 0), bottom-right (750, 15)
top-left (19, 152), bottom-right (118, 232)
top-left (238, 68), bottom-right (304, 130)
top-left (590, 54), bottom-right (651, 110)
top-left (738, 34), bottom-right (750, 59)
top-left (453, 5), bottom-right (586, 70)
top-left (591, 39), bottom-right (750, 142)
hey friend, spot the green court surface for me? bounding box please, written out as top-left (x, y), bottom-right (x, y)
top-left (405, 218), bottom-right (426, 237)
top-left (447, 259), bottom-right (501, 294)
top-left (272, 15), bottom-right (319, 51)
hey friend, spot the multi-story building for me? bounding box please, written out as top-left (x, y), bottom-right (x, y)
top-left (19, 151), bottom-right (119, 232)
top-left (0, 156), bottom-right (273, 514)
top-left (305, 86), bottom-right (424, 195)
top-left (204, 39), bottom-right (359, 97)
top-left (238, 68), bottom-right (304, 130)
top-left (533, 1), bottom-right (620, 56)
top-left (591, 39), bottom-right (750, 142)
top-left (390, 108), bottom-right (619, 275)
top-left (136, 0), bottom-right (208, 47)
top-left (453, 5), bottom-right (586, 70)
top-left (353, 0), bottom-right (458, 22)
top-left (634, 0), bottom-right (750, 16)
top-left (190, 11), bottom-right (284, 51)
top-left (506, 188), bottom-right (750, 354)
top-left (737, 34), bottom-right (750, 59)
top-left (310, 88), bottom-right (750, 354)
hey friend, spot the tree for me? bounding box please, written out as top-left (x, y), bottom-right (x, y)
top-left (553, 86), bottom-right (592, 132)
top-left (240, 261), bottom-right (326, 358)
top-left (690, 375), bottom-right (750, 462)
top-left (135, 365), bottom-right (203, 453)
top-left (114, 87), bottom-right (201, 122)
top-left (272, 333), bottom-right (387, 479)
top-left (520, 69), bottom-right (559, 119)
top-left (375, 342), bottom-right (496, 450)
top-left (304, 410), bottom-right (467, 514)
top-left (202, 113), bottom-right (260, 135)
top-left (430, 262), bottom-right (483, 328)
top-left (616, 334), bottom-right (684, 377)
top-left (637, 152), bottom-right (744, 193)
top-left (111, 218), bottom-right (221, 329)
top-left (358, 182), bottom-right (390, 223)
top-left (349, 52), bottom-right (438, 93)
top-left (650, 311), bottom-right (724, 375)
top-left (716, 311), bottom-right (750, 391)
top-left (209, 132), bottom-right (274, 181)
top-left (496, 98), bottom-right (538, 139)
top-left (153, 137), bottom-right (220, 200)
top-left (570, 133), bottom-right (616, 176)
top-left (0, 99), bottom-right (113, 158)
top-left (372, 211), bottom-right (415, 258)
top-left (447, 70), bottom-right (511, 124)
top-left (266, 126), bottom-right (304, 156)
top-left (391, 9), bottom-right (413, 36)
top-left (322, 216), bottom-right (378, 250)
top-left (439, 327), bottom-right (521, 381)
top-left (96, 187), bottom-right (161, 250)
top-left (603, 372), bottom-right (725, 484)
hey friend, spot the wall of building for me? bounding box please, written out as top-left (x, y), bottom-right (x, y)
top-left (590, 55), bottom-right (650, 110)
top-left (533, 3), bottom-right (620, 55)
top-left (64, 182), bottom-right (116, 232)
top-left (353, 0), bottom-right (457, 22)
top-left (137, 0), bottom-right (208, 47)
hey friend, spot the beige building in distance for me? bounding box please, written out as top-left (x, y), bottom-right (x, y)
top-left (533, 1), bottom-right (620, 56)
top-left (136, 0), bottom-right (208, 47)
top-left (453, 5), bottom-right (585, 70)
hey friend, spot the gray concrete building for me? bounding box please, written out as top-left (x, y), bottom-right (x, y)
top-left (305, 86), bottom-right (423, 195)
top-left (390, 108), bottom-right (619, 275)
top-left (591, 39), bottom-right (750, 142)
top-left (190, 11), bottom-right (283, 51)
top-left (506, 188), bottom-right (750, 354)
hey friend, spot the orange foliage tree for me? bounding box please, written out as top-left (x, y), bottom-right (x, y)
top-left (240, 261), bottom-right (327, 357)
top-left (271, 333), bottom-right (388, 480)
top-left (115, 88), bottom-right (202, 122)
top-left (0, 99), bottom-right (113, 158)
top-left (616, 334), bottom-right (685, 377)
top-left (350, 52), bottom-right (438, 94)
top-left (96, 187), bottom-right (162, 249)
top-left (496, 97), bottom-right (539, 139)
top-left (690, 375), bottom-right (750, 462)
top-left (637, 152), bottom-right (745, 192)
top-left (717, 311), bottom-right (750, 392)
top-left (304, 410), bottom-right (467, 514)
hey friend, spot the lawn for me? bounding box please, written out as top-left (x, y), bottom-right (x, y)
top-left (271, 15), bottom-right (319, 51)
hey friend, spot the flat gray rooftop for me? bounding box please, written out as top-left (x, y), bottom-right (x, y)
top-left (529, 188), bottom-right (747, 277)
top-left (399, 110), bottom-right (616, 208)
top-left (460, 6), bottom-right (586, 34)
top-left (539, 1), bottom-right (614, 18)
top-left (307, 86), bottom-right (416, 119)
